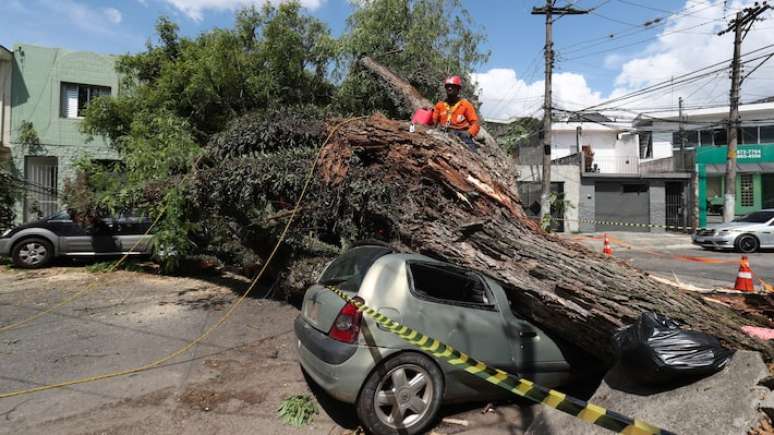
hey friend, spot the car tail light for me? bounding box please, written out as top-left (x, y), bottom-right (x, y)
top-left (328, 298), bottom-right (363, 344)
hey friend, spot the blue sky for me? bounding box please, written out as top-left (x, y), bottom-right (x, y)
top-left (2, 1), bottom-right (773, 119)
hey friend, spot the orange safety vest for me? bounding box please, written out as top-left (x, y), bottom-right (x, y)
top-left (432, 98), bottom-right (480, 136)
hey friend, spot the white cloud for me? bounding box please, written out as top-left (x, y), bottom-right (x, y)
top-left (472, 68), bottom-right (602, 121)
top-left (103, 7), bottom-right (123, 24)
top-left (475, 0), bottom-right (774, 120)
top-left (161, 0), bottom-right (325, 21)
top-left (610, 0), bottom-right (774, 109)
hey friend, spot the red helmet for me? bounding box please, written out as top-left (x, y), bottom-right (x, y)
top-left (444, 75), bottom-right (462, 87)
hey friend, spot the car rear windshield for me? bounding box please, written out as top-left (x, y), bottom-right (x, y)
top-left (734, 211), bottom-right (774, 223)
top-left (318, 246), bottom-right (392, 292)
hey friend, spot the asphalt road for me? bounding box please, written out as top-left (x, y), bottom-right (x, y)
top-left (0, 265), bottom-right (539, 434)
top-left (566, 231), bottom-right (774, 289)
top-left (3, 234), bottom-right (765, 434)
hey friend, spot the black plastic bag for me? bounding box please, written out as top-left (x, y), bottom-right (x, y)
top-left (612, 312), bottom-right (734, 385)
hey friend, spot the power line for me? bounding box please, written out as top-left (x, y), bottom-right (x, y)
top-left (578, 44), bottom-right (774, 111)
top-left (555, 1), bottom-right (718, 53)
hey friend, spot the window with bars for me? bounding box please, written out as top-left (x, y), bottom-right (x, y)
top-left (740, 174), bottom-right (754, 207)
top-left (60, 82), bottom-right (111, 119)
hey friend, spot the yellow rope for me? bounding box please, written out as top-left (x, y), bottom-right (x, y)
top-left (0, 117), bottom-right (363, 399)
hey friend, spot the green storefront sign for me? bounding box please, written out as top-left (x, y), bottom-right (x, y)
top-left (697, 144), bottom-right (774, 226)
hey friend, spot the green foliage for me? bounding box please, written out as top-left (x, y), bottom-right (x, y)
top-left (72, 0), bottom-right (490, 275)
top-left (484, 118), bottom-right (542, 157)
top-left (277, 394), bottom-right (318, 427)
top-left (86, 260), bottom-right (143, 273)
top-left (335, 0), bottom-right (489, 117)
top-left (540, 191), bottom-right (574, 233)
top-left (0, 170), bottom-right (16, 231)
top-left (18, 120), bottom-right (40, 147)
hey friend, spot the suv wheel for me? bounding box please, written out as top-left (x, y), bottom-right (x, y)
top-left (735, 234), bottom-right (759, 253)
top-left (356, 353), bottom-right (443, 435)
top-left (12, 238), bottom-right (54, 269)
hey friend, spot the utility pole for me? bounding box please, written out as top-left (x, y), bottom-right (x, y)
top-left (532, 1), bottom-right (588, 225)
top-left (718, 2), bottom-right (771, 223)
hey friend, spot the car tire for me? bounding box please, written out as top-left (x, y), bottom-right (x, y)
top-left (735, 234), bottom-right (760, 253)
top-left (12, 238), bottom-right (54, 269)
top-left (356, 352), bottom-right (444, 435)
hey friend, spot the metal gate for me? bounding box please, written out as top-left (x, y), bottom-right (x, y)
top-left (517, 181), bottom-right (565, 232)
top-left (665, 182), bottom-right (686, 231)
top-left (24, 156), bottom-right (58, 222)
top-left (595, 182), bottom-right (650, 232)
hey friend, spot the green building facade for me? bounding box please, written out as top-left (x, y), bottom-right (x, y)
top-left (9, 44), bottom-right (119, 223)
top-left (697, 144), bottom-right (774, 226)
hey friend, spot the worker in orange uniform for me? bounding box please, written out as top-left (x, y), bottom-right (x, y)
top-left (432, 75), bottom-right (481, 152)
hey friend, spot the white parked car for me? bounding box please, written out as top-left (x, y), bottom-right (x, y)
top-left (692, 209), bottom-right (774, 253)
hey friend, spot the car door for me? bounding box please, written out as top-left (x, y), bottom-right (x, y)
top-left (88, 218), bottom-right (121, 254)
top-left (54, 213), bottom-right (96, 254)
top-left (762, 216), bottom-right (774, 248)
top-left (489, 279), bottom-right (575, 386)
top-left (113, 215), bottom-right (151, 253)
top-left (403, 262), bottom-right (514, 397)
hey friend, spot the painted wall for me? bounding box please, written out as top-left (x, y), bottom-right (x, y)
top-left (551, 123), bottom-right (641, 174)
top-left (517, 164), bottom-right (581, 232)
top-left (696, 144), bottom-right (774, 225)
top-left (0, 54), bottom-right (11, 152)
top-left (9, 44), bottom-right (119, 222)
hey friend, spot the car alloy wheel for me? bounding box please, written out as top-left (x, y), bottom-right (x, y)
top-left (736, 234), bottom-right (759, 253)
top-left (356, 352), bottom-right (444, 435)
top-left (374, 363), bottom-right (433, 429)
top-left (19, 242), bottom-right (48, 265)
top-left (12, 238), bottom-right (53, 269)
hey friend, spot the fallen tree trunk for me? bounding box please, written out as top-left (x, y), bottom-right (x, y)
top-left (319, 114), bottom-right (774, 362)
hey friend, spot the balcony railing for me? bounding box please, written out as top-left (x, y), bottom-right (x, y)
top-left (582, 154), bottom-right (639, 174)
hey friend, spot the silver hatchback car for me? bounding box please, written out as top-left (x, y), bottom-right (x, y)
top-left (692, 209), bottom-right (774, 253)
top-left (295, 244), bottom-right (585, 435)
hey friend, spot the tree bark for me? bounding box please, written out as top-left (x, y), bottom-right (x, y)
top-left (319, 114), bottom-right (773, 364)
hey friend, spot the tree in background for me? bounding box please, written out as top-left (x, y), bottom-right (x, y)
top-left (335, 0), bottom-right (489, 118)
top-left (67, 2), bottom-right (337, 269)
top-left (66, 0), bottom-right (489, 273)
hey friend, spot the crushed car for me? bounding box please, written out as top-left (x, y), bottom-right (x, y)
top-left (295, 243), bottom-right (593, 435)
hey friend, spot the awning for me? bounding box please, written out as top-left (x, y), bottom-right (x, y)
top-left (703, 162), bottom-right (774, 174)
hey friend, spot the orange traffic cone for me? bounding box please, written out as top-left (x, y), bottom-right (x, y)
top-left (602, 233), bottom-right (613, 256)
top-left (734, 256), bottom-right (755, 292)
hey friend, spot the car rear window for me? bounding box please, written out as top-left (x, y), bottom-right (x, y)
top-left (318, 246), bottom-right (392, 292)
top-left (735, 211), bottom-right (774, 223)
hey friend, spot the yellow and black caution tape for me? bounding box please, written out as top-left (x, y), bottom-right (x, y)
top-left (328, 286), bottom-right (675, 435)
top-left (531, 215), bottom-right (698, 232)
top-left (578, 218), bottom-right (697, 232)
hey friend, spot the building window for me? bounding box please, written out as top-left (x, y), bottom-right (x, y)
top-left (760, 125), bottom-right (774, 144)
top-left (638, 131), bottom-right (652, 158)
top-left (60, 82), bottom-right (111, 119)
top-left (741, 127), bottom-right (758, 144)
top-left (671, 131), bottom-right (698, 148)
top-left (24, 156), bottom-right (58, 222)
top-left (740, 174), bottom-right (754, 207)
top-left (713, 128), bottom-right (727, 146)
top-left (700, 130), bottom-right (713, 146)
